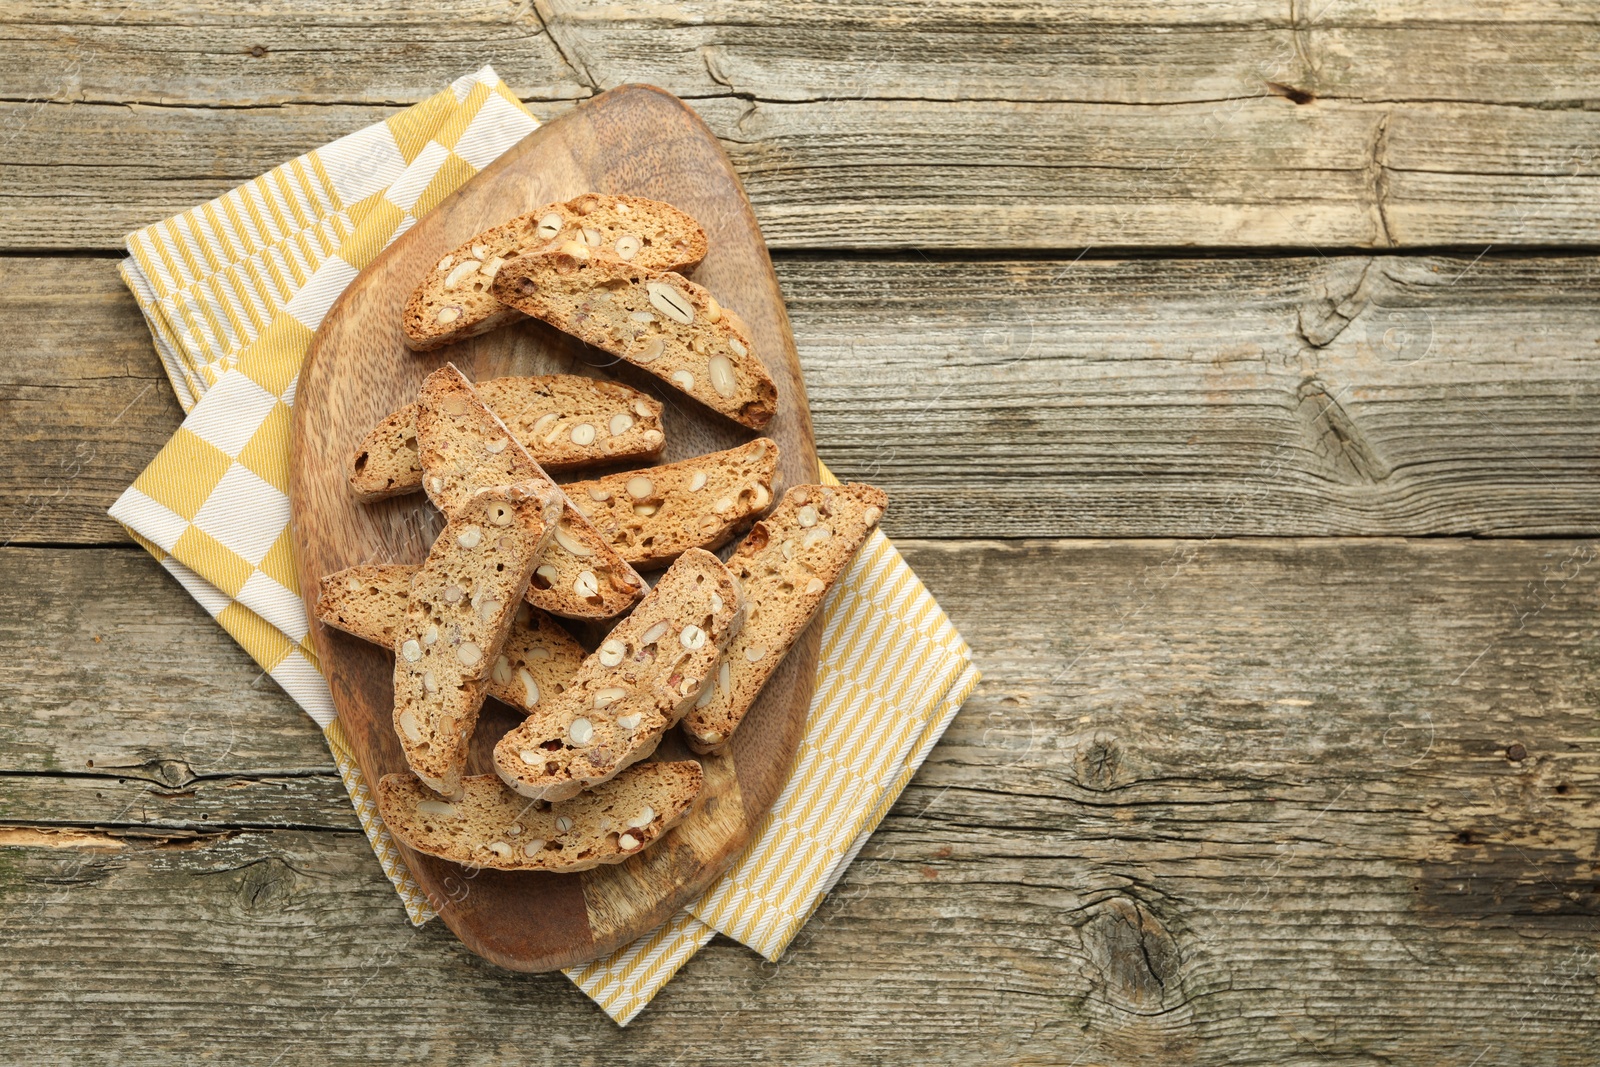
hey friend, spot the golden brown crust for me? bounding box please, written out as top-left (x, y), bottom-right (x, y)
top-left (564, 438), bottom-right (779, 569)
top-left (491, 246), bottom-right (777, 429)
top-left (376, 761), bottom-right (703, 872)
top-left (346, 375), bottom-right (665, 501)
top-left (402, 194), bottom-right (707, 351)
top-left (681, 483), bottom-right (887, 754)
top-left (493, 549), bottom-right (744, 802)
top-left (415, 364), bottom-right (647, 620)
top-left (391, 483), bottom-right (562, 798)
top-left (315, 565), bottom-right (583, 713)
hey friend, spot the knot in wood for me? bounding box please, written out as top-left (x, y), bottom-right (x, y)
top-left (1078, 737), bottom-right (1122, 791)
top-left (1078, 896), bottom-right (1185, 1016)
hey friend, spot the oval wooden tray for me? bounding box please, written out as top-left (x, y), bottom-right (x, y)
top-left (290, 85), bottom-right (818, 972)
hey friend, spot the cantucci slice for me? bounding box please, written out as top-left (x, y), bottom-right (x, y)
top-left (393, 483), bottom-right (561, 798)
top-left (402, 193), bottom-right (707, 351)
top-left (376, 761), bottom-right (703, 872)
top-left (564, 438), bottom-right (779, 569)
top-left (316, 565), bottom-right (581, 713)
top-left (491, 245), bottom-right (777, 429)
top-left (682, 483), bottom-right (887, 755)
top-left (416, 364), bottom-right (647, 620)
top-left (347, 375), bottom-right (665, 501)
top-left (493, 548), bottom-right (743, 802)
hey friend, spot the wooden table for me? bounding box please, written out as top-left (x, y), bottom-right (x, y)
top-left (4, 3), bottom-right (1598, 1062)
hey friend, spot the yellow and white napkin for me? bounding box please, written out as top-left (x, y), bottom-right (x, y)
top-left (108, 67), bottom-right (978, 1025)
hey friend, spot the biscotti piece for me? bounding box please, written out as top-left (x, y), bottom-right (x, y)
top-left (565, 438), bottom-right (779, 570)
top-left (416, 364), bottom-right (647, 620)
top-left (316, 565), bottom-right (582, 713)
top-left (393, 483), bottom-right (561, 798)
top-left (493, 548), bottom-right (743, 802)
top-left (376, 760), bottom-right (703, 872)
top-left (683, 483), bottom-right (886, 755)
top-left (492, 245), bottom-right (778, 429)
top-left (348, 375), bottom-right (665, 501)
top-left (402, 194), bottom-right (708, 350)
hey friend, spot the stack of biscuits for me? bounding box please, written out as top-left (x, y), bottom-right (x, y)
top-left (316, 194), bottom-right (886, 873)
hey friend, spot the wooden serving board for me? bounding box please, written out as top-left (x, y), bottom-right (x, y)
top-left (290, 85), bottom-right (819, 972)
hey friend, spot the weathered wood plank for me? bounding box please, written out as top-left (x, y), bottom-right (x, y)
top-left (3, 535), bottom-right (1598, 1060)
top-left (3, 1), bottom-right (1600, 249)
top-left (0, 0), bottom-right (585, 105)
top-left (6, 253), bottom-right (1596, 544)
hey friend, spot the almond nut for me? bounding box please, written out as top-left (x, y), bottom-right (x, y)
top-left (518, 668), bottom-right (540, 707)
top-left (640, 621), bottom-right (669, 646)
top-left (574, 570), bottom-right (600, 599)
top-left (493, 655), bottom-right (512, 684)
top-left (670, 369), bottom-right (695, 392)
top-left (593, 687), bottom-right (627, 709)
top-left (608, 413), bottom-right (633, 436)
top-left (400, 639), bottom-right (422, 662)
top-left (456, 525), bottom-right (483, 549)
top-left (617, 713), bottom-right (642, 730)
top-left (646, 282), bottom-right (694, 324)
top-left (568, 717), bottom-right (594, 744)
top-left (618, 832), bottom-right (640, 850)
top-left (744, 645), bottom-right (767, 661)
top-left (688, 471), bottom-right (708, 492)
top-left (797, 505), bottom-right (819, 528)
top-left (569, 422), bottom-right (596, 446)
top-left (480, 256), bottom-right (505, 279)
top-left (523, 839), bottom-right (546, 857)
top-left (457, 641), bottom-right (482, 667)
top-left (534, 564), bottom-right (558, 587)
top-left (435, 306), bottom-right (461, 325)
top-left (416, 799), bottom-right (457, 817)
top-left (487, 502), bottom-right (513, 526)
top-left (729, 337), bottom-right (748, 358)
top-left (680, 624), bottom-right (707, 650)
top-left (615, 234), bottom-right (642, 260)
top-left (805, 577), bottom-right (826, 595)
top-left (588, 487), bottom-right (612, 502)
top-left (708, 354), bottom-right (737, 398)
top-left (864, 505), bottom-right (883, 526)
top-left (554, 527), bottom-right (594, 557)
top-left (397, 708), bottom-right (424, 742)
top-left (445, 260), bottom-right (481, 289)
top-left (634, 337), bottom-right (665, 363)
top-left (536, 212), bottom-right (563, 240)
top-left (486, 841), bottom-right (512, 858)
top-left (599, 640), bottom-right (625, 667)
top-left (626, 475), bottom-right (654, 500)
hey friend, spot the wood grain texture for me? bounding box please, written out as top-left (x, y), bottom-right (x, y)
top-left (3, 536), bottom-right (1598, 1061)
top-left (5, 2), bottom-right (1600, 249)
top-left (12, 253), bottom-right (1598, 544)
top-left (291, 85), bottom-right (818, 971)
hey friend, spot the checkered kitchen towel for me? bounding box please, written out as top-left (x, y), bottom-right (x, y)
top-left (109, 67), bottom-right (978, 1025)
